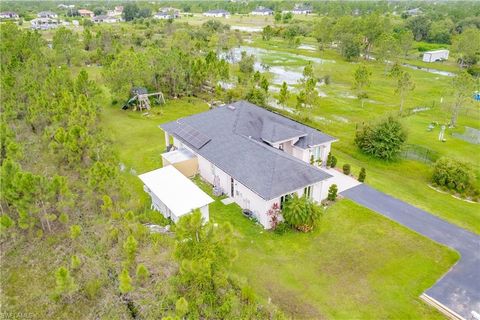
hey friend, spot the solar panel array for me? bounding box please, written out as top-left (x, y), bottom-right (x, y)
top-left (176, 123), bottom-right (211, 149)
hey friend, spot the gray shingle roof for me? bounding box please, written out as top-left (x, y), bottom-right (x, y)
top-left (205, 9), bottom-right (230, 14)
top-left (160, 101), bottom-right (334, 200)
top-left (260, 121), bottom-right (306, 144)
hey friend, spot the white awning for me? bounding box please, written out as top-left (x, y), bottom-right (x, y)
top-left (138, 165), bottom-right (213, 218)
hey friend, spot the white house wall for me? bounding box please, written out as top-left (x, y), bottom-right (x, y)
top-left (173, 137), bottom-right (330, 229)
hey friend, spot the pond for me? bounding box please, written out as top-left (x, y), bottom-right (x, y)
top-left (220, 46), bottom-right (334, 86)
top-left (402, 63), bottom-right (456, 77)
top-left (231, 25), bottom-right (263, 33)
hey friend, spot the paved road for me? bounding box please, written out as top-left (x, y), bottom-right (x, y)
top-left (342, 184), bottom-right (480, 319)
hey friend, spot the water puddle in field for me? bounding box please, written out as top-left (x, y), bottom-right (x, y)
top-left (220, 46), bottom-right (334, 86)
top-left (231, 25), bottom-right (263, 32)
top-left (402, 63), bottom-right (455, 77)
top-left (298, 44), bottom-right (317, 51)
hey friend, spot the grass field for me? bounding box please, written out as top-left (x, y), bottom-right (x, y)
top-left (102, 102), bottom-right (458, 319)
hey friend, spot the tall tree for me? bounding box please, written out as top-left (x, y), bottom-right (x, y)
top-left (395, 71), bottom-right (415, 113)
top-left (354, 64), bottom-right (371, 108)
top-left (123, 3), bottom-right (139, 21)
top-left (278, 81), bottom-right (289, 108)
top-left (397, 29), bottom-right (414, 58)
top-left (52, 27), bottom-right (78, 66)
top-left (452, 28), bottom-right (480, 68)
top-left (406, 16), bottom-right (431, 41)
top-left (313, 17), bottom-right (334, 50)
top-left (450, 71), bottom-right (475, 127)
top-left (376, 33), bottom-right (400, 73)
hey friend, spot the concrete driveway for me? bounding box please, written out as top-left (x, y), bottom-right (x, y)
top-left (342, 184), bottom-right (480, 319)
top-left (320, 167), bottom-right (361, 193)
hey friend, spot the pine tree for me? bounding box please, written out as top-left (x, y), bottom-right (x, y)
top-left (175, 297), bottom-right (189, 317)
top-left (119, 269), bottom-right (133, 294)
top-left (54, 267), bottom-right (77, 300)
top-left (123, 235), bottom-right (138, 264)
top-left (278, 81), bottom-right (289, 108)
top-left (358, 168), bottom-right (366, 182)
top-left (327, 184), bottom-right (338, 201)
top-left (70, 255), bottom-right (81, 270)
top-left (136, 263), bottom-right (149, 283)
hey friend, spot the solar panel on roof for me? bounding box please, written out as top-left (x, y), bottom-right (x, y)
top-left (175, 123), bottom-right (211, 149)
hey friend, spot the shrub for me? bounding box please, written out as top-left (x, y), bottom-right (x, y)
top-left (282, 194), bottom-right (322, 232)
top-left (432, 157), bottom-right (476, 194)
top-left (53, 267), bottom-right (77, 300)
top-left (136, 263), bottom-right (149, 283)
top-left (331, 156), bottom-right (337, 168)
top-left (70, 225), bottom-right (82, 239)
top-left (85, 279), bottom-right (102, 300)
top-left (327, 184), bottom-right (338, 201)
top-left (118, 269), bottom-right (133, 294)
top-left (343, 164), bottom-right (351, 175)
top-left (355, 116), bottom-right (407, 160)
top-left (70, 255), bottom-right (81, 270)
top-left (358, 168), bottom-right (366, 182)
top-left (273, 221), bottom-right (290, 235)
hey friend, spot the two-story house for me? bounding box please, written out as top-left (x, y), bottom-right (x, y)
top-left (160, 101), bottom-right (337, 229)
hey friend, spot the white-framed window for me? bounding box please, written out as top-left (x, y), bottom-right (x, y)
top-left (304, 186), bottom-right (312, 198)
top-left (280, 193), bottom-right (293, 209)
top-left (312, 146), bottom-right (321, 160)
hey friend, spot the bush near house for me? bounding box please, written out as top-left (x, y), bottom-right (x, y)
top-left (358, 168), bottom-right (366, 182)
top-left (327, 184), bottom-right (338, 201)
top-left (282, 194), bottom-right (322, 232)
top-left (327, 153), bottom-right (337, 168)
top-left (343, 164), bottom-right (351, 175)
top-left (432, 157), bottom-right (478, 197)
top-left (355, 117), bottom-right (407, 161)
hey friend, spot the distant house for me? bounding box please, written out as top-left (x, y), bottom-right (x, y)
top-left (139, 165), bottom-right (213, 223)
top-left (37, 11), bottom-right (58, 19)
top-left (58, 4), bottom-right (75, 9)
top-left (161, 101), bottom-right (337, 229)
top-left (422, 49), bottom-right (449, 62)
top-left (251, 6), bottom-right (274, 16)
top-left (30, 18), bottom-right (60, 30)
top-left (78, 9), bottom-right (94, 18)
top-left (154, 12), bottom-right (179, 20)
top-left (284, 4), bottom-right (312, 15)
top-left (203, 9), bottom-right (231, 18)
top-left (107, 5), bottom-right (123, 17)
top-left (0, 11), bottom-right (19, 20)
top-left (92, 15), bottom-right (119, 23)
top-left (404, 8), bottom-right (423, 16)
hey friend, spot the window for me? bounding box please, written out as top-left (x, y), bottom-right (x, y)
top-left (312, 146), bottom-right (321, 160)
top-left (304, 186), bottom-right (312, 198)
top-left (280, 193), bottom-right (293, 209)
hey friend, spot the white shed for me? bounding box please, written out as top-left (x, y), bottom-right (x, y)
top-left (139, 165), bottom-right (213, 223)
top-left (422, 49), bottom-right (449, 63)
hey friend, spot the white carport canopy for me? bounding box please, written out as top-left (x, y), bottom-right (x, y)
top-left (138, 165), bottom-right (213, 219)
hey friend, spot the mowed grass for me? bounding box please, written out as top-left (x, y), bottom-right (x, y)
top-left (196, 177), bottom-right (459, 319)
top-left (103, 101), bottom-right (458, 319)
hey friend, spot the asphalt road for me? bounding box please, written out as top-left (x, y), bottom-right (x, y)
top-left (342, 184), bottom-right (480, 319)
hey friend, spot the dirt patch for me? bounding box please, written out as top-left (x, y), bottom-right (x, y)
top-left (264, 282), bottom-right (325, 319)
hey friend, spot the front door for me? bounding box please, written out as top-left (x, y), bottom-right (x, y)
top-left (230, 177), bottom-right (234, 197)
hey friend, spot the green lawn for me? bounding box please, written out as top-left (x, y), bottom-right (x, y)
top-left (102, 101), bottom-right (458, 319)
top-left (209, 197), bottom-right (458, 319)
